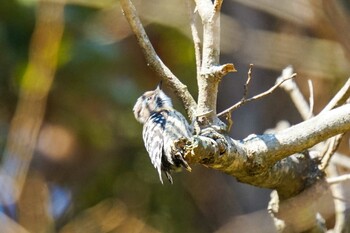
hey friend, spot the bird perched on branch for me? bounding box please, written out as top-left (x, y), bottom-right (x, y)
top-left (133, 83), bottom-right (192, 183)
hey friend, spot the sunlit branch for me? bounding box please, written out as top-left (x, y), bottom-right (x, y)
top-left (120, 0), bottom-right (197, 120)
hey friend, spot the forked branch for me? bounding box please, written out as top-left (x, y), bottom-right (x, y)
top-left (120, 0), bottom-right (197, 120)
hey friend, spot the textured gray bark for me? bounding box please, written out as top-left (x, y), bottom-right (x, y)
top-left (185, 104), bottom-right (350, 198)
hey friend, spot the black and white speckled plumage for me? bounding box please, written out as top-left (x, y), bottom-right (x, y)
top-left (133, 84), bottom-right (191, 183)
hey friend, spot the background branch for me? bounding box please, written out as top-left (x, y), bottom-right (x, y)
top-left (0, 0), bottom-right (64, 207)
top-left (307, 79), bottom-right (314, 118)
top-left (327, 164), bottom-right (350, 233)
top-left (320, 77), bottom-right (350, 113)
top-left (281, 74), bottom-right (350, 232)
top-left (328, 173), bottom-right (350, 185)
top-left (279, 66), bottom-right (313, 120)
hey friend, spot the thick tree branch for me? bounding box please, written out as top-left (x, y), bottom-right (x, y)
top-left (282, 76), bottom-right (350, 232)
top-left (185, 104), bottom-right (350, 198)
top-left (257, 105), bottom-right (349, 163)
top-left (186, 0), bottom-right (202, 79)
top-left (193, 0), bottom-right (235, 124)
top-left (120, 0), bottom-right (197, 120)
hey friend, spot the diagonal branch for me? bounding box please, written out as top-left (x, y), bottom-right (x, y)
top-left (320, 77), bottom-right (350, 113)
top-left (120, 0), bottom-right (197, 120)
top-left (186, 104), bottom-right (350, 198)
top-left (320, 133), bottom-right (345, 170)
top-left (279, 66), bottom-right (312, 120)
top-left (328, 173), bottom-right (350, 185)
top-left (281, 71), bottom-right (350, 231)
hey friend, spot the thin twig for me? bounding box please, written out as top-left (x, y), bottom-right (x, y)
top-left (317, 78), bottom-right (350, 170)
top-left (328, 173), bottom-right (350, 185)
top-left (217, 71), bottom-right (296, 117)
top-left (120, 0), bottom-right (197, 120)
top-left (331, 152), bottom-right (350, 169)
top-left (307, 79), bottom-right (314, 119)
top-left (320, 77), bottom-right (350, 114)
top-left (247, 73), bottom-right (296, 101)
top-left (225, 111), bottom-right (233, 132)
top-left (319, 133), bottom-right (345, 170)
top-left (327, 163), bottom-right (349, 233)
top-left (279, 66), bottom-right (311, 120)
top-left (243, 64), bottom-right (254, 99)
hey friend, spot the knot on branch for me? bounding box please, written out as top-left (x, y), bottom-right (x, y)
top-left (200, 64), bottom-right (236, 82)
top-left (183, 131), bottom-right (228, 166)
top-left (193, 111), bottom-right (228, 135)
top-left (214, 63), bottom-right (237, 76)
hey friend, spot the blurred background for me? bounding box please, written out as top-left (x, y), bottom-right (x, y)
top-left (0, 0), bottom-right (350, 232)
